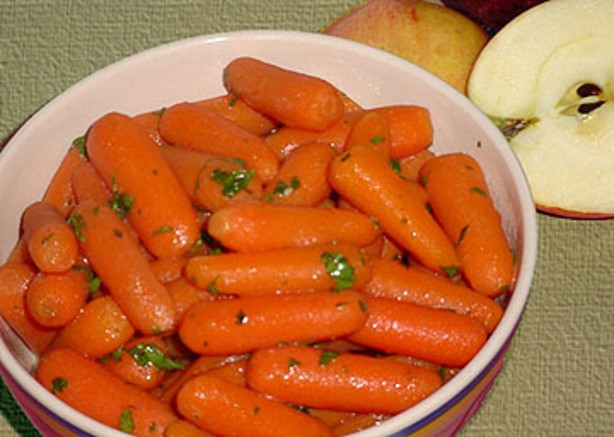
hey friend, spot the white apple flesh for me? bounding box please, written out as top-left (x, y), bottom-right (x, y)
top-left (467, 0), bottom-right (614, 217)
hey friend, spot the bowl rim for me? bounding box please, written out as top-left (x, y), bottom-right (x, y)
top-left (0, 29), bottom-right (538, 437)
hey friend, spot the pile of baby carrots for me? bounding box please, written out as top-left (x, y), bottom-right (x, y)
top-left (0, 57), bottom-right (516, 436)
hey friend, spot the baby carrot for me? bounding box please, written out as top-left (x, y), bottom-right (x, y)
top-left (166, 277), bottom-right (215, 321)
top-left (70, 160), bottom-right (111, 204)
top-left (21, 201), bottom-right (79, 273)
top-left (160, 145), bottom-right (263, 212)
top-left (344, 110), bottom-right (391, 160)
top-left (419, 153), bottom-right (515, 296)
top-left (165, 419), bottom-right (216, 437)
top-left (158, 102), bottom-right (279, 183)
top-left (176, 374), bottom-right (333, 437)
top-left (132, 110), bottom-right (165, 146)
top-left (36, 348), bottom-right (177, 436)
top-left (71, 200), bottom-right (176, 334)
top-left (246, 345), bottom-right (442, 414)
top-left (362, 258), bottom-right (504, 333)
top-left (50, 295), bottom-right (135, 358)
top-left (348, 296), bottom-right (487, 367)
top-left (86, 111), bottom-right (200, 259)
top-left (262, 142), bottom-right (336, 207)
top-left (398, 148), bottom-right (435, 183)
top-left (264, 111), bottom-right (362, 158)
top-left (207, 202), bottom-right (379, 253)
top-left (185, 244), bottom-right (372, 296)
top-left (223, 57), bottom-right (345, 132)
top-left (25, 269), bottom-right (89, 328)
top-left (179, 290), bottom-right (368, 355)
top-left (0, 262), bottom-right (56, 354)
top-left (103, 336), bottom-right (182, 390)
top-left (193, 93), bottom-right (277, 136)
top-left (372, 105), bottom-right (433, 159)
top-left (149, 256), bottom-right (188, 285)
top-left (42, 146), bottom-right (83, 217)
top-left (328, 145), bottom-right (459, 274)
top-left (158, 355), bottom-right (239, 405)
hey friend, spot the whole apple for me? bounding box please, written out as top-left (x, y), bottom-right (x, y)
top-left (323, 0), bottom-right (488, 94)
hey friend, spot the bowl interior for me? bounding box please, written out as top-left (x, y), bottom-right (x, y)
top-left (0, 30), bottom-right (537, 436)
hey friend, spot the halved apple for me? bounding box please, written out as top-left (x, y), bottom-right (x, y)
top-left (467, 0), bottom-right (614, 218)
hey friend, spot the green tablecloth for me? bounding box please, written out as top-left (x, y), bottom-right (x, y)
top-left (1, 1), bottom-right (613, 436)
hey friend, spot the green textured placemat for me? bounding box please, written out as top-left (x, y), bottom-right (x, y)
top-left (1, 1), bottom-right (613, 436)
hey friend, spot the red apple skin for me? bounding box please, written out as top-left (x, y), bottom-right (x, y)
top-left (537, 204), bottom-right (614, 221)
top-left (323, 0), bottom-right (488, 94)
top-left (441, 0), bottom-right (547, 35)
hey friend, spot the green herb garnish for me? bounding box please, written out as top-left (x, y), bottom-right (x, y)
top-left (211, 168), bottom-right (255, 197)
top-left (119, 408), bottom-right (135, 433)
top-left (50, 377), bottom-right (68, 394)
top-left (272, 176), bottom-right (300, 197)
top-left (319, 350), bottom-right (340, 366)
top-left (67, 212), bottom-right (86, 242)
top-left (127, 343), bottom-right (183, 370)
top-left (107, 192), bottom-right (135, 219)
top-left (321, 251), bottom-right (355, 291)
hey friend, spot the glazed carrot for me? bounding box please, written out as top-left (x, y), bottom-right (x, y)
top-left (25, 269), bottom-right (89, 328)
top-left (158, 102), bottom-right (279, 183)
top-left (0, 262), bottom-right (56, 354)
top-left (50, 296), bottom-right (135, 358)
top-left (348, 296), bottom-right (487, 367)
top-left (246, 345), bottom-right (442, 414)
top-left (149, 256), bottom-right (188, 285)
top-left (419, 153), bottom-right (515, 296)
top-left (262, 142), bottom-right (336, 207)
top-left (185, 244), bottom-right (372, 296)
top-left (328, 145), bottom-right (459, 274)
top-left (362, 258), bottom-right (504, 333)
top-left (207, 202), bottom-right (379, 253)
top-left (71, 200), bottom-right (176, 334)
top-left (179, 290), bottom-right (368, 355)
top-left (265, 111), bottom-right (362, 158)
top-left (223, 57), bottom-right (345, 132)
top-left (176, 374), bottom-right (334, 437)
top-left (42, 146), bottom-right (83, 217)
top-left (165, 419), bottom-right (216, 437)
top-left (331, 414), bottom-right (385, 436)
top-left (132, 110), bottom-right (165, 145)
top-left (194, 93), bottom-right (277, 136)
top-left (36, 348), bottom-right (177, 436)
top-left (398, 148), bottom-right (435, 182)
top-left (166, 277), bottom-right (215, 321)
top-left (344, 110), bottom-right (391, 160)
top-left (21, 201), bottom-right (79, 273)
top-left (158, 355), bottom-right (239, 404)
top-left (103, 336), bottom-right (182, 390)
top-left (160, 145), bottom-right (263, 212)
top-left (202, 359), bottom-right (248, 386)
top-left (70, 160), bottom-right (111, 204)
top-left (372, 105), bottom-right (433, 159)
top-left (86, 112), bottom-right (200, 259)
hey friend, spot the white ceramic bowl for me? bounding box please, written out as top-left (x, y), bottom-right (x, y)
top-left (0, 30), bottom-right (537, 436)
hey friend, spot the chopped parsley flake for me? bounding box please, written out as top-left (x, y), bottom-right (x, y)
top-left (441, 266), bottom-right (460, 278)
top-left (470, 187), bottom-right (487, 196)
top-left (321, 251), bottom-right (355, 291)
top-left (107, 192), bottom-right (135, 219)
top-left (152, 225), bottom-right (174, 235)
top-left (236, 310), bottom-right (248, 325)
top-left (50, 377), bottom-right (68, 394)
top-left (370, 135), bottom-right (386, 145)
top-left (72, 135), bottom-right (87, 158)
top-left (288, 358), bottom-right (301, 368)
top-left (271, 176), bottom-right (300, 197)
top-left (390, 159), bottom-right (401, 174)
top-left (319, 350), bottom-right (340, 366)
top-left (41, 232), bottom-right (55, 245)
top-left (67, 213), bottom-right (86, 242)
top-left (127, 343), bottom-right (183, 370)
top-left (119, 408), bottom-right (135, 433)
top-left (211, 168), bottom-right (255, 197)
